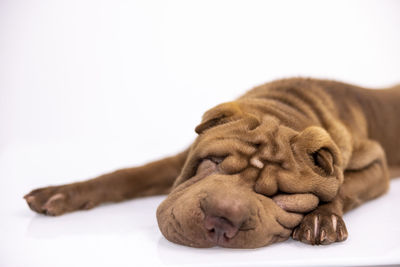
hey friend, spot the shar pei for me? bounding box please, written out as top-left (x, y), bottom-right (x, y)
top-left (24, 78), bottom-right (400, 248)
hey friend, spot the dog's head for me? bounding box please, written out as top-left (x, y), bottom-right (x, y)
top-left (157, 101), bottom-right (344, 248)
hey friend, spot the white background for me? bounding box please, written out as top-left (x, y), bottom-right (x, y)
top-left (1, 0), bottom-right (400, 266)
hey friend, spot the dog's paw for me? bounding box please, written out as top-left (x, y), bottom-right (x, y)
top-left (292, 211), bottom-right (348, 245)
top-left (24, 185), bottom-right (95, 216)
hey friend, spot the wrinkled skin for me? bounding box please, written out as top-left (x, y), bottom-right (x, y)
top-left (157, 160), bottom-right (319, 248)
top-left (157, 116), bottom-right (342, 248)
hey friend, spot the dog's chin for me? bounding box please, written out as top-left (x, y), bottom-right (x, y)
top-left (157, 201), bottom-right (290, 249)
top-left (156, 188), bottom-right (293, 249)
top-left (156, 203), bottom-right (279, 249)
top-left (157, 192), bottom-right (321, 248)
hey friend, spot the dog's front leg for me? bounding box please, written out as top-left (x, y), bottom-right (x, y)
top-left (24, 149), bottom-right (189, 216)
top-left (292, 139), bottom-right (390, 245)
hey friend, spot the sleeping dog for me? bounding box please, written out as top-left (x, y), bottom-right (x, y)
top-left (24, 78), bottom-right (400, 248)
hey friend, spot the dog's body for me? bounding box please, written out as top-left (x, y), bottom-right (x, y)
top-left (24, 78), bottom-right (400, 248)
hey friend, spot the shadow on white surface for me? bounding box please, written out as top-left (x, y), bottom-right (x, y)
top-left (25, 197), bottom-right (161, 238)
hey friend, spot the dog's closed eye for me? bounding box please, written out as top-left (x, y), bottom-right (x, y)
top-left (195, 157), bottom-right (223, 176)
top-left (207, 156), bottom-right (224, 165)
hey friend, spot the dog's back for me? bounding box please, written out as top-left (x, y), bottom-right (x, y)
top-left (321, 80), bottom-right (400, 167)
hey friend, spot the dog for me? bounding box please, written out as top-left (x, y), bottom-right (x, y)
top-left (24, 78), bottom-right (400, 248)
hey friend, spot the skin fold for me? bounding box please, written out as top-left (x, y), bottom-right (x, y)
top-left (24, 78), bottom-right (400, 248)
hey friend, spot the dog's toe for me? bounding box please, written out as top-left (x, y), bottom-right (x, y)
top-left (41, 193), bottom-right (67, 216)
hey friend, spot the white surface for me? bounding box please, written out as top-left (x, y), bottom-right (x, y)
top-left (1, 143), bottom-right (400, 267)
top-left (1, 0), bottom-right (400, 266)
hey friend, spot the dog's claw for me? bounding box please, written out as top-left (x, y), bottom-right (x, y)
top-left (305, 229), bottom-right (311, 242)
top-left (320, 229), bottom-right (326, 242)
top-left (338, 226), bottom-right (347, 241)
top-left (292, 227), bottom-right (298, 240)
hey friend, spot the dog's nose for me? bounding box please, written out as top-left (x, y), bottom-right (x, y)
top-left (201, 196), bottom-right (249, 244)
top-left (204, 215), bottom-right (239, 243)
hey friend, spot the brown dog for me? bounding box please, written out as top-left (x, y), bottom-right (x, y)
top-left (24, 78), bottom-right (400, 248)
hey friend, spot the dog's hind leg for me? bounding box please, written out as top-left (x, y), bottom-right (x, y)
top-left (389, 165), bottom-right (400, 179)
top-left (292, 139), bottom-right (390, 245)
top-left (24, 149), bottom-right (189, 216)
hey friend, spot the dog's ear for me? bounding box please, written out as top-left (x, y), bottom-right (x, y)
top-left (195, 102), bottom-right (244, 134)
top-left (292, 126), bottom-right (343, 177)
